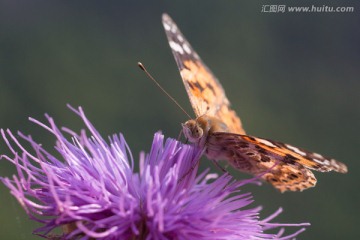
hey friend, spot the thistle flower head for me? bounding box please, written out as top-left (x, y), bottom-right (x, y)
top-left (0, 106), bottom-right (309, 239)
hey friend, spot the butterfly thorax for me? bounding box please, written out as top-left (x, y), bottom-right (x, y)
top-left (182, 115), bottom-right (229, 147)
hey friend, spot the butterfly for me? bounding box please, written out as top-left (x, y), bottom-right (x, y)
top-left (161, 13), bottom-right (348, 192)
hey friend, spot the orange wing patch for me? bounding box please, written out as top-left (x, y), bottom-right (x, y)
top-left (180, 60), bottom-right (220, 111)
top-left (216, 104), bottom-right (245, 135)
top-left (180, 60), bottom-right (245, 134)
top-left (261, 164), bottom-right (317, 193)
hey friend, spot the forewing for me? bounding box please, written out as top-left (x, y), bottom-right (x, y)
top-left (206, 132), bottom-right (347, 192)
top-left (162, 14), bottom-right (245, 134)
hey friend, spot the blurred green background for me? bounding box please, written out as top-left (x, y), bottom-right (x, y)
top-left (0, 0), bottom-right (359, 239)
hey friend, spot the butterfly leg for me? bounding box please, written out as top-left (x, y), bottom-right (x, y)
top-left (177, 156), bottom-right (201, 184)
top-left (177, 129), bottom-right (183, 141)
top-left (211, 159), bottom-right (228, 173)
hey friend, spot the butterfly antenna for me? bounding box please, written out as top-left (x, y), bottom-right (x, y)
top-left (138, 62), bottom-right (192, 119)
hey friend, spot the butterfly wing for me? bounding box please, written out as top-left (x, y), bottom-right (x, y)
top-left (206, 132), bottom-right (347, 192)
top-left (162, 14), bottom-right (245, 134)
top-left (162, 14), bottom-right (348, 192)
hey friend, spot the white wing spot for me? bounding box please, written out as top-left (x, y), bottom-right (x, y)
top-left (330, 160), bottom-right (340, 169)
top-left (285, 144), bottom-right (306, 156)
top-left (169, 41), bottom-right (184, 54)
top-left (313, 153), bottom-right (323, 159)
top-left (258, 139), bottom-right (276, 148)
top-left (182, 43), bottom-right (191, 54)
top-left (313, 158), bottom-right (330, 166)
top-left (177, 34), bottom-right (184, 42)
top-left (163, 23), bottom-right (171, 31)
top-left (171, 25), bottom-right (177, 33)
top-left (323, 160), bottom-right (330, 165)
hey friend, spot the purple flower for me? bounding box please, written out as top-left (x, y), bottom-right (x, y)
top-left (0, 106), bottom-right (309, 239)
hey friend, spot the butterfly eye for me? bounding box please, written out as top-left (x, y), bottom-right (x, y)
top-left (193, 127), bottom-right (203, 138)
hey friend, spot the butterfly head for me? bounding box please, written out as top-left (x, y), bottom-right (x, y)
top-left (182, 119), bottom-right (204, 143)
